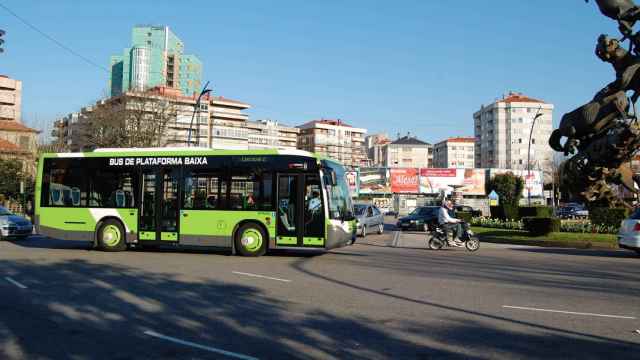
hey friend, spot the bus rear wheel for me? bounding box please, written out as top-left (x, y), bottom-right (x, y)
top-left (235, 223), bottom-right (267, 257)
top-left (97, 219), bottom-right (127, 252)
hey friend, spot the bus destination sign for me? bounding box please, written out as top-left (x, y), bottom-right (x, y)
top-left (108, 157), bottom-right (208, 167)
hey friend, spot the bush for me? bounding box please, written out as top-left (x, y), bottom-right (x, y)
top-left (486, 172), bottom-right (525, 206)
top-left (456, 211), bottom-right (473, 223)
top-left (472, 217), bottom-right (524, 230)
top-left (519, 206), bottom-right (553, 218)
top-left (589, 207), bottom-right (629, 228)
top-left (522, 217), bottom-right (561, 236)
top-left (490, 204), bottom-right (520, 220)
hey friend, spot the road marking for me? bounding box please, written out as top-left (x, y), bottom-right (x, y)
top-left (4, 277), bottom-right (27, 289)
top-left (232, 271), bottom-right (291, 283)
top-left (144, 330), bottom-right (259, 360)
top-left (503, 305), bottom-right (636, 320)
top-left (392, 231), bottom-right (400, 247)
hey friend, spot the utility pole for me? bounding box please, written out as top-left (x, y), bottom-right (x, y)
top-left (187, 81), bottom-right (212, 147)
top-left (527, 106), bottom-right (544, 206)
top-left (0, 29), bottom-right (5, 53)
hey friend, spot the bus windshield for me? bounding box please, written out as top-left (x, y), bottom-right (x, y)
top-left (322, 160), bottom-right (354, 221)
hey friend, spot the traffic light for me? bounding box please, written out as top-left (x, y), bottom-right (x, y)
top-left (0, 29), bottom-right (4, 53)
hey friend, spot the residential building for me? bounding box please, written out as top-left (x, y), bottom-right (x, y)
top-left (0, 75), bottom-right (39, 176)
top-left (0, 120), bottom-right (39, 177)
top-left (365, 133), bottom-right (391, 166)
top-left (247, 119), bottom-right (299, 149)
top-left (297, 119), bottom-right (367, 167)
top-left (474, 92), bottom-right (554, 174)
top-left (0, 75), bottom-right (21, 122)
top-left (53, 87), bottom-right (255, 150)
top-left (433, 137), bottom-right (475, 168)
top-left (208, 96), bottom-right (250, 149)
top-left (381, 135), bottom-right (433, 168)
top-left (109, 25), bottom-right (202, 97)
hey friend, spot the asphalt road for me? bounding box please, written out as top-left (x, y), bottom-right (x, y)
top-left (0, 224), bottom-right (639, 359)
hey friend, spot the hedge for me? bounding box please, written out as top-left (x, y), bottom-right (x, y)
top-left (456, 211), bottom-right (474, 223)
top-left (490, 204), bottom-right (520, 220)
top-left (589, 207), bottom-right (629, 227)
top-left (522, 217), bottom-right (561, 236)
top-left (519, 206), bottom-right (553, 218)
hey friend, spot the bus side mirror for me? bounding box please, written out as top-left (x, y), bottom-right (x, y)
top-left (329, 170), bottom-right (337, 186)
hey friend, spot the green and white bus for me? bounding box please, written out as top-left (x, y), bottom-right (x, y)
top-left (34, 148), bottom-right (356, 256)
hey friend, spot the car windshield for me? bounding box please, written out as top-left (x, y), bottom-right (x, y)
top-left (0, 207), bottom-right (13, 216)
top-left (409, 208), bottom-right (421, 216)
top-left (354, 205), bottom-right (366, 216)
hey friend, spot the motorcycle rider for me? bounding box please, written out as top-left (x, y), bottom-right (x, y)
top-left (438, 200), bottom-right (464, 247)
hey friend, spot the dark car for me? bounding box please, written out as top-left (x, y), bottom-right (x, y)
top-left (396, 206), bottom-right (440, 232)
top-left (454, 205), bottom-right (482, 218)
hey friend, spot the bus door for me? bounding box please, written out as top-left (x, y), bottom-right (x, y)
top-left (139, 168), bottom-right (180, 243)
top-left (276, 174), bottom-right (325, 247)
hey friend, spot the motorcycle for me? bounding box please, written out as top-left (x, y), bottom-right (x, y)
top-left (428, 221), bottom-right (480, 252)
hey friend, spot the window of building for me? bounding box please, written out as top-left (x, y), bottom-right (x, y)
top-left (532, 138), bottom-right (535, 144)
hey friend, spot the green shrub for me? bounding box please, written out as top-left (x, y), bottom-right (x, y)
top-left (519, 206), bottom-right (553, 218)
top-left (522, 217), bottom-right (561, 236)
top-left (490, 204), bottom-right (520, 220)
top-left (486, 172), bottom-right (525, 206)
top-left (456, 211), bottom-right (473, 223)
top-left (589, 207), bottom-right (629, 228)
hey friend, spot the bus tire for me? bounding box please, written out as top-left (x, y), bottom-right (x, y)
top-left (235, 223), bottom-right (267, 257)
top-left (97, 219), bottom-right (127, 252)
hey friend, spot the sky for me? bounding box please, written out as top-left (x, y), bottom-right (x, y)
top-left (0, 0), bottom-right (626, 144)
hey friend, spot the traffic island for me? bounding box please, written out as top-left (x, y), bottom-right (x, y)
top-left (471, 227), bottom-right (618, 249)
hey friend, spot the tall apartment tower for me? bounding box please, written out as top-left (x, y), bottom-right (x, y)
top-left (109, 26), bottom-right (202, 97)
top-left (473, 92), bottom-right (554, 173)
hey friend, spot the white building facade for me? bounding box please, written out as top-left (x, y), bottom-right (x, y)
top-left (297, 119), bottom-right (367, 167)
top-left (474, 92), bottom-right (554, 175)
top-left (382, 135), bottom-right (433, 168)
top-left (433, 137), bottom-right (475, 168)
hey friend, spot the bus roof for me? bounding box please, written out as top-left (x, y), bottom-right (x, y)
top-left (40, 147), bottom-right (328, 161)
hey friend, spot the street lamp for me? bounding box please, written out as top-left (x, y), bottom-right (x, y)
top-left (527, 107), bottom-right (544, 205)
top-left (187, 81), bottom-right (212, 147)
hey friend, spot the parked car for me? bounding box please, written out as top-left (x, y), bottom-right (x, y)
top-left (454, 205), bottom-right (482, 218)
top-left (0, 206), bottom-right (33, 240)
top-left (354, 204), bottom-right (385, 237)
top-left (618, 208), bottom-right (640, 255)
top-left (396, 206), bottom-right (440, 232)
top-left (558, 205), bottom-right (589, 219)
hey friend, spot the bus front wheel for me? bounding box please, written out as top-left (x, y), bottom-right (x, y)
top-left (235, 223), bottom-right (267, 257)
top-left (97, 219), bottom-right (127, 252)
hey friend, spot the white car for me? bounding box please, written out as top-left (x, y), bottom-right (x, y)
top-left (618, 210), bottom-right (640, 255)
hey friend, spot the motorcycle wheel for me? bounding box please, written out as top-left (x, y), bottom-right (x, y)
top-left (428, 236), bottom-right (444, 250)
top-left (465, 237), bottom-right (480, 252)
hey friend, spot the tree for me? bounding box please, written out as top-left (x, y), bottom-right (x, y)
top-left (0, 158), bottom-right (27, 200)
top-left (486, 172), bottom-right (525, 206)
top-left (81, 91), bottom-right (178, 149)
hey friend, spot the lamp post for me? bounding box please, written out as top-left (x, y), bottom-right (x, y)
top-left (187, 81), bottom-right (212, 147)
top-left (527, 107), bottom-right (544, 205)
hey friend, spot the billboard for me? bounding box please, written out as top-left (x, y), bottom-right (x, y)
top-left (390, 168), bottom-right (419, 193)
top-left (419, 168), bottom-right (485, 195)
top-left (358, 168), bottom-right (390, 194)
top-left (345, 170), bottom-right (359, 196)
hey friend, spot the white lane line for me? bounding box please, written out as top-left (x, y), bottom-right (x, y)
top-left (232, 271), bottom-right (291, 283)
top-left (392, 231), bottom-right (400, 247)
top-left (503, 305), bottom-right (636, 320)
top-left (4, 277), bottom-right (27, 289)
top-left (144, 330), bottom-right (259, 360)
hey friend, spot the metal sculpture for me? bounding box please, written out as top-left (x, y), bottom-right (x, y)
top-left (550, 1), bottom-right (640, 207)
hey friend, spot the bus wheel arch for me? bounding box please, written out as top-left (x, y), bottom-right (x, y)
top-left (96, 217), bottom-right (127, 252)
top-left (233, 221), bottom-right (268, 257)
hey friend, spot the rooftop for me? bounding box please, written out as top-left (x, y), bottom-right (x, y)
top-left (499, 92), bottom-right (546, 104)
top-left (445, 137), bottom-right (475, 143)
top-left (391, 135), bottom-right (430, 146)
top-left (299, 119), bottom-right (353, 128)
top-left (0, 121), bottom-right (39, 133)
